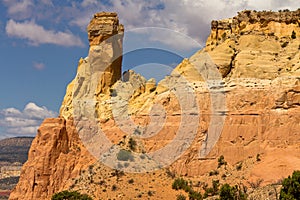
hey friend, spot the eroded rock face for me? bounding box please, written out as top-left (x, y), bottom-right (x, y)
top-left (87, 12), bottom-right (124, 45)
top-left (10, 10), bottom-right (300, 200)
top-left (206, 9), bottom-right (300, 79)
top-left (9, 118), bottom-right (95, 200)
top-left (60, 12), bottom-right (124, 119)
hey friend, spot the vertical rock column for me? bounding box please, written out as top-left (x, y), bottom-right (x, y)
top-left (87, 12), bottom-right (124, 95)
top-left (60, 12), bottom-right (124, 119)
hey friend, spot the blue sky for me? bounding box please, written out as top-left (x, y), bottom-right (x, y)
top-left (0, 0), bottom-right (299, 138)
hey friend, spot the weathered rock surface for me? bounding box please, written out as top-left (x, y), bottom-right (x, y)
top-left (10, 9), bottom-right (300, 200)
top-left (9, 118), bottom-right (95, 200)
top-left (60, 12), bottom-right (124, 119)
top-left (206, 9), bottom-right (300, 79)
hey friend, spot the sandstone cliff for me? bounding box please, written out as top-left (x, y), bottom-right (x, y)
top-left (10, 10), bottom-right (300, 200)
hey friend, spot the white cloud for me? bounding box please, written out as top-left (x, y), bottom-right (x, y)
top-left (5, 19), bottom-right (84, 47)
top-left (0, 102), bottom-right (57, 137)
top-left (81, 0), bottom-right (98, 7)
top-left (2, 0), bottom-right (34, 19)
top-left (2, 0), bottom-right (300, 49)
top-left (8, 0), bottom-right (33, 14)
top-left (67, 0), bottom-right (300, 50)
top-left (33, 62), bottom-right (46, 70)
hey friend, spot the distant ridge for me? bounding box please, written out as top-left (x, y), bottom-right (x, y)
top-left (0, 137), bottom-right (34, 164)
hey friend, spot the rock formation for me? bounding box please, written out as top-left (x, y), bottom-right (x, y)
top-left (10, 10), bottom-right (300, 200)
top-left (10, 12), bottom-right (123, 200)
top-left (60, 12), bottom-right (124, 119)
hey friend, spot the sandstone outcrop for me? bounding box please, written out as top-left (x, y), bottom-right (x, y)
top-left (206, 9), bottom-right (300, 79)
top-left (9, 118), bottom-right (95, 200)
top-left (10, 9), bottom-right (300, 200)
top-left (60, 12), bottom-right (124, 119)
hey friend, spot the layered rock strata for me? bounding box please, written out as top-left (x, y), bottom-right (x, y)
top-left (10, 9), bottom-right (300, 200)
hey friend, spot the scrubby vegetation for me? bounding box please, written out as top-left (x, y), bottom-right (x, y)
top-left (219, 184), bottom-right (247, 200)
top-left (128, 137), bottom-right (137, 151)
top-left (291, 30), bottom-right (297, 39)
top-left (117, 149), bottom-right (134, 161)
top-left (51, 190), bottom-right (92, 200)
top-left (172, 177), bottom-right (249, 200)
top-left (172, 178), bottom-right (202, 199)
top-left (204, 180), bottom-right (220, 198)
top-left (280, 170), bottom-right (300, 199)
top-left (218, 155), bottom-right (227, 168)
top-left (176, 194), bottom-right (186, 200)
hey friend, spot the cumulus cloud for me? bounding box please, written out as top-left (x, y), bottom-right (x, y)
top-left (65, 0), bottom-right (300, 50)
top-left (0, 102), bottom-right (57, 138)
top-left (5, 19), bottom-right (84, 47)
top-left (2, 0), bottom-right (34, 20)
top-left (2, 0), bottom-right (300, 49)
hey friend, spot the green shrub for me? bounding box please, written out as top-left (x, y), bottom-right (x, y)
top-left (172, 178), bottom-right (203, 199)
top-left (291, 30), bottom-right (297, 39)
top-left (280, 170), bottom-right (300, 199)
top-left (219, 184), bottom-right (235, 200)
top-left (209, 170), bottom-right (219, 176)
top-left (218, 155), bottom-right (227, 168)
top-left (128, 178), bottom-right (134, 184)
top-left (51, 190), bottom-right (92, 200)
top-left (204, 180), bottom-right (220, 198)
top-left (189, 190), bottom-right (202, 200)
top-left (176, 194), bottom-right (186, 200)
top-left (219, 184), bottom-right (247, 200)
top-left (172, 178), bottom-right (189, 192)
top-left (147, 190), bottom-right (154, 196)
top-left (111, 184), bottom-right (117, 191)
top-left (281, 41), bottom-right (289, 48)
top-left (117, 149), bottom-right (134, 161)
top-left (128, 137), bottom-right (137, 151)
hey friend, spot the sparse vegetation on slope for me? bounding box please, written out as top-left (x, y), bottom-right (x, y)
top-left (280, 170), bottom-right (300, 200)
top-left (52, 190), bottom-right (92, 200)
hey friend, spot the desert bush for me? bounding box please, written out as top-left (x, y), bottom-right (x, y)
top-left (218, 155), bottom-right (227, 168)
top-left (188, 190), bottom-right (202, 200)
top-left (147, 190), bottom-right (154, 196)
top-left (51, 190), bottom-right (92, 200)
top-left (280, 170), bottom-right (300, 199)
top-left (248, 179), bottom-right (263, 189)
top-left (209, 170), bottom-right (219, 176)
top-left (117, 149), bottom-right (134, 161)
top-left (111, 184), bottom-right (117, 191)
top-left (128, 178), bottom-right (134, 184)
top-left (166, 168), bottom-right (176, 179)
top-left (172, 178), bottom-right (190, 192)
top-left (128, 137), bottom-right (137, 151)
top-left (177, 194), bottom-right (186, 200)
top-left (291, 30), bottom-right (297, 39)
top-left (172, 178), bottom-right (203, 199)
top-left (204, 180), bottom-right (220, 198)
top-left (281, 41), bottom-right (289, 48)
top-left (219, 184), bottom-right (247, 200)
